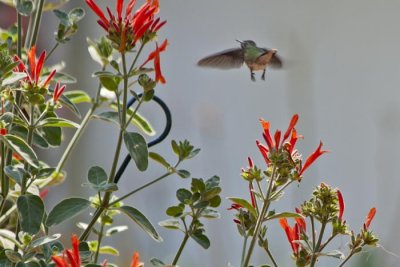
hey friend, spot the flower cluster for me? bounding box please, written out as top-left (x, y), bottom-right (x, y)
top-left (86, 0), bottom-right (166, 52)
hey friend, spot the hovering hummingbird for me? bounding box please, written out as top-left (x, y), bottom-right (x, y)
top-left (197, 40), bottom-right (282, 81)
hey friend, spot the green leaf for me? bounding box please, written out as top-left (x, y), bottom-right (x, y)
top-left (118, 206), bottom-right (162, 242)
top-left (94, 111), bottom-right (120, 125)
top-left (320, 250), bottom-right (345, 259)
top-left (2, 72), bottom-right (26, 86)
top-left (37, 117), bottom-right (79, 128)
top-left (191, 232), bottom-right (210, 249)
top-left (2, 134), bottom-right (39, 168)
top-left (150, 258), bottom-right (166, 266)
top-left (46, 198), bottom-right (91, 227)
top-left (4, 165), bottom-right (26, 185)
top-left (57, 93), bottom-right (81, 118)
top-left (31, 234), bottom-right (61, 248)
top-left (110, 103), bottom-right (155, 136)
top-left (88, 166), bottom-right (107, 185)
top-left (16, 0), bottom-right (33, 16)
top-left (68, 7), bottom-right (85, 23)
top-left (176, 169), bottom-right (190, 178)
top-left (4, 250), bottom-right (22, 263)
top-left (11, 126), bottom-right (49, 149)
top-left (158, 219), bottom-right (181, 230)
top-left (17, 195), bottom-right (44, 235)
top-left (100, 76), bottom-right (118, 91)
top-left (52, 72), bottom-right (76, 83)
top-left (98, 246), bottom-right (119, 256)
top-left (201, 208), bottom-right (220, 219)
top-left (166, 206), bottom-right (183, 217)
top-left (191, 178), bottom-right (205, 192)
top-left (208, 195), bottom-right (222, 208)
top-left (39, 126), bottom-right (62, 147)
top-left (176, 188), bottom-right (192, 203)
top-left (203, 187), bottom-right (222, 201)
top-left (265, 212), bottom-right (304, 221)
top-left (105, 226), bottom-right (128, 236)
top-left (36, 167), bottom-right (56, 179)
top-left (63, 90), bottom-right (91, 104)
top-left (53, 9), bottom-right (70, 26)
top-left (149, 152), bottom-right (170, 168)
top-left (16, 262), bottom-right (41, 267)
top-left (123, 132), bottom-right (148, 171)
top-left (227, 197), bottom-right (257, 218)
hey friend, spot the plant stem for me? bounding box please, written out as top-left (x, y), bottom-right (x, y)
top-left (94, 221), bottom-right (105, 264)
top-left (338, 251), bottom-right (355, 267)
top-left (109, 171), bottom-right (173, 206)
top-left (17, 12), bottom-right (22, 57)
top-left (172, 232), bottom-right (190, 265)
top-left (310, 221), bottom-right (327, 267)
top-left (45, 43), bottom-right (59, 61)
top-left (0, 142), bottom-right (7, 215)
top-left (240, 236), bottom-right (248, 267)
top-left (55, 107), bottom-right (95, 174)
top-left (242, 166), bottom-right (277, 267)
top-left (28, 0), bottom-right (45, 48)
top-left (263, 246), bottom-right (278, 267)
top-left (128, 43), bottom-right (146, 74)
top-left (79, 207), bottom-right (104, 241)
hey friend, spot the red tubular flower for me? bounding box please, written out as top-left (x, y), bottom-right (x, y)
top-left (294, 208), bottom-right (306, 232)
top-left (337, 190), bottom-right (345, 222)
top-left (279, 218), bottom-right (300, 255)
top-left (53, 82), bottom-right (66, 103)
top-left (140, 38), bottom-right (168, 67)
top-left (247, 156), bottom-right (254, 168)
top-left (283, 114), bottom-right (299, 142)
top-left (228, 203), bottom-right (242, 210)
top-left (153, 42), bottom-right (166, 84)
top-left (0, 128), bottom-right (7, 135)
top-left (130, 251), bottom-right (143, 267)
top-left (256, 140), bottom-right (270, 164)
top-left (51, 235), bottom-right (81, 267)
top-left (364, 207), bottom-right (376, 229)
top-left (260, 119), bottom-right (274, 149)
top-left (16, 46), bottom-right (56, 88)
top-left (274, 130), bottom-right (281, 149)
top-left (85, 0), bottom-right (166, 51)
top-left (298, 141), bottom-right (328, 176)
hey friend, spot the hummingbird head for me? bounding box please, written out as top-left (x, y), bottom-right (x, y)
top-left (236, 40), bottom-right (257, 49)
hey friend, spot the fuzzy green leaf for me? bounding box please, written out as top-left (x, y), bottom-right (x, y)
top-left (265, 212), bottom-right (304, 221)
top-left (63, 90), bottom-right (91, 104)
top-left (148, 152), bottom-right (170, 168)
top-left (123, 132), bottom-right (148, 171)
top-left (37, 117), bottom-right (79, 128)
top-left (158, 219), bottom-right (181, 230)
top-left (118, 206), bottom-right (162, 242)
top-left (2, 134), bottom-right (39, 168)
top-left (88, 166), bottom-right (107, 185)
top-left (31, 234), bottom-right (61, 248)
top-left (46, 198), bottom-right (91, 227)
top-left (17, 195), bottom-right (44, 235)
top-left (191, 232), bottom-right (210, 249)
top-left (16, 0), bottom-right (33, 16)
top-left (227, 197), bottom-right (257, 218)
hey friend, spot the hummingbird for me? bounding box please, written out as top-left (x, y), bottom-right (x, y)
top-left (197, 40), bottom-right (282, 81)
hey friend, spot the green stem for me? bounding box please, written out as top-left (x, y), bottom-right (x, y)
top-left (338, 250), bottom-right (355, 267)
top-left (17, 12), bottom-right (22, 58)
top-left (240, 235), bottom-right (248, 267)
top-left (21, 105), bottom-right (34, 194)
top-left (94, 221), bottom-right (105, 264)
top-left (263, 246), bottom-right (278, 267)
top-left (0, 204), bottom-right (16, 225)
top-left (55, 107), bottom-right (95, 174)
top-left (125, 96), bottom-right (144, 129)
top-left (319, 233), bottom-right (337, 252)
top-left (310, 221), bottom-right (327, 267)
top-left (311, 216), bottom-right (316, 250)
top-left (172, 233), bottom-right (189, 265)
top-left (242, 166), bottom-right (277, 267)
top-left (45, 43), bottom-right (59, 61)
top-left (28, 0), bottom-right (45, 48)
top-left (79, 207), bottom-right (104, 241)
top-left (128, 43), bottom-right (146, 74)
top-left (109, 171), bottom-right (173, 206)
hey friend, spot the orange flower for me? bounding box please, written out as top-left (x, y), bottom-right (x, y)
top-left (298, 141), bottom-right (328, 176)
top-left (279, 218), bottom-right (301, 255)
top-left (364, 207), bottom-right (376, 229)
top-left (53, 82), bottom-right (66, 103)
top-left (130, 251), bottom-right (143, 267)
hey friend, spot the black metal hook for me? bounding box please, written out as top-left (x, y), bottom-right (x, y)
top-left (114, 94), bottom-right (172, 184)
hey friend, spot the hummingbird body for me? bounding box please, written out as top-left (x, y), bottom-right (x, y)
top-left (197, 40), bottom-right (282, 81)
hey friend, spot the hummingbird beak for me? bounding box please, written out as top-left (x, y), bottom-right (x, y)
top-left (236, 39), bottom-right (243, 44)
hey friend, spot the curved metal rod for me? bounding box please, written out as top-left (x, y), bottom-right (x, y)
top-left (114, 94), bottom-right (172, 184)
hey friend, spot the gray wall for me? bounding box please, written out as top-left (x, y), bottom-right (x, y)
top-left (42, 1), bottom-right (400, 266)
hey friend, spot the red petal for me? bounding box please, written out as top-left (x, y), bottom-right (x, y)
top-left (260, 119), bottom-right (274, 149)
top-left (85, 0), bottom-right (109, 27)
top-left (299, 141), bottom-right (328, 176)
top-left (364, 207), bottom-right (376, 229)
top-left (248, 183), bottom-right (256, 208)
top-left (126, 0), bottom-right (136, 16)
top-left (52, 256), bottom-right (68, 267)
top-left (116, 0), bottom-right (123, 20)
top-left (42, 69), bottom-right (56, 88)
top-left (283, 114), bottom-right (299, 143)
top-left (65, 249), bottom-right (78, 267)
top-left (28, 46), bottom-right (36, 81)
top-left (279, 218), bottom-right (297, 254)
top-left (256, 140), bottom-right (270, 164)
top-left (130, 252), bottom-right (140, 267)
top-left (337, 190), bottom-right (345, 221)
top-left (274, 130), bottom-right (281, 149)
top-left (154, 43), bottom-right (166, 84)
top-left (247, 156), bottom-right (253, 168)
top-left (71, 234), bottom-right (80, 265)
top-left (35, 50), bottom-right (46, 84)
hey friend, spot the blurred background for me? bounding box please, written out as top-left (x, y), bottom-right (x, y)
top-left (2, 0), bottom-right (400, 266)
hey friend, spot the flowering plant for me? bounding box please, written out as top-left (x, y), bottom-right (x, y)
top-left (0, 1), bottom-right (378, 267)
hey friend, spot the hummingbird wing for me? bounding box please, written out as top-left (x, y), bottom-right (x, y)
top-left (259, 48), bottom-right (283, 69)
top-left (197, 48), bottom-right (244, 69)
